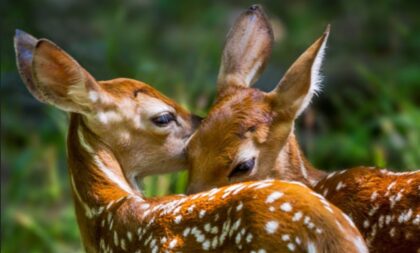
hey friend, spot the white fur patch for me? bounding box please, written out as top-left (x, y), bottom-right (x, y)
top-left (296, 30), bottom-right (329, 116)
top-left (88, 91), bottom-right (99, 102)
top-left (78, 127), bottom-right (94, 153)
top-left (280, 202), bottom-right (293, 212)
top-left (266, 191), bottom-right (284, 203)
top-left (70, 174), bottom-right (93, 218)
top-left (307, 241), bottom-right (317, 253)
top-left (265, 221), bottom-right (279, 234)
top-left (97, 110), bottom-right (123, 125)
top-left (243, 60), bottom-right (263, 86)
top-left (93, 155), bottom-right (134, 195)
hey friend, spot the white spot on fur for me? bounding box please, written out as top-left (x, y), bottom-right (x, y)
top-left (199, 210), bottom-right (206, 219)
top-left (412, 214), bottom-right (420, 225)
top-left (246, 233), bottom-right (253, 243)
top-left (326, 171), bottom-right (337, 180)
top-left (202, 239), bottom-right (210, 250)
top-left (370, 191), bottom-right (378, 202)
top-left (168, 238), bottom-right (178, 249)
top-left (183, 227), bottom-right (191, 237)
top-left (120, 238), bottom-right (126, 250)
top-left (266, 191), bottom-right (284, 203)
top-left (97, 110), bottom-right (122, 125)
top-left (398, 209), bottom-right (413, 223)
top-left (114, 231), bottom-right (119, 246)
top-left (335, 181), bottom-right (346, 191)
top-left (280, 202), bottom-right (292, 212)
top-left (235, 232), bottom-right (242, 244)
top-left (187, 204), bottom-right (196, 213)
top-left (88, 91), bottom-right (99, 102)
top-left (387, 181), bottom-right (396, 191)
top-left (389, 227), bottom-right (396, 237)
top-left (363, 220), bottom-right (370, 228)
top-left (287, 242), bottom-right (296, 251)
top-left (281, 234), bottom-right (290, 241)
top-left (174, 215), bottom-right (182, 224)
top-left (236, 201), bottom-right (244, 211)
top-left (292, 211), bottom-right (303, 222)
top-left (307, 241), bottom-right (317, 253)
top-left (265, 221), bottom-right (279, 234)
top-left (369, 205), bottom-right (379, 216)
top-left (140, 203), bottom-right (150, 210)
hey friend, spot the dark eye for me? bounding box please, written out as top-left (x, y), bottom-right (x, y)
top-left (229, 158), bottom-right (255, 178)
top-left (151, 113), bottom-right (176, 127)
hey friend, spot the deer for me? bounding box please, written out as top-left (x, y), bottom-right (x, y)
top-left (186, 5), bottom-right (420, 253)
top-left (14, 6), bottom-right (368, 252)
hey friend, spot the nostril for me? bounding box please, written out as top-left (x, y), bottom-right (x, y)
top-left (248, 4), bottom-right (260, 12)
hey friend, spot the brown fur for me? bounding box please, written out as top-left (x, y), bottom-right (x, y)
top-left (15, 7), bottom-right (367, 252)
top-left (186, 6), bottom-right (419, 253)
top-left (315, 168), bottom-right (420, 253)
top-left (70, 115), bottom-right (367, 252)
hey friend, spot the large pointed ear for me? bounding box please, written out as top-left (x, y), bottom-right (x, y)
top-left (217, 5), bottom-right (274, 91)
top-left (14, 30), bottom-right (48, 103)
top-left (269, 25), bottom-right (330, 118)
top-left (14, 30), bottom-right (101, 113)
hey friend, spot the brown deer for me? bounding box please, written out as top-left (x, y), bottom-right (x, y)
top-left (14, 7), bottom-right (368, 253)
top-left (186, 5), bottom-right (420, 253)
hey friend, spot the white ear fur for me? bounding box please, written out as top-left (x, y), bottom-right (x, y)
top-left (272, 26), bottom-right (330, 119)
top-left (217, 5), bottom-right (273, 90)
top-left (296, 30), bottom-right (329, 116)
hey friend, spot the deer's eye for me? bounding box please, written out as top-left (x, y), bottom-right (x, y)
top-left (151, 112), bottom-right (176, 127)
top-left (229, 158), bottom-right (255, 178)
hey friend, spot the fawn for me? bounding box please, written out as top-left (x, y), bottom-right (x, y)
top-left (186, 5), bottom-right (420, 253)
top-left (15, 6), bottom-right (368, 253)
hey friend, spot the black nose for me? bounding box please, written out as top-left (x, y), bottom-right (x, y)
top-left (247, 4), bottom-right (262, 14)
top-left (191, 114), bottom-right (203, 129)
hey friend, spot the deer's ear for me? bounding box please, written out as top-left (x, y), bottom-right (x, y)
top-left (14, 30), bottom-right (101, 113)
top-left (270, 26), bottom-right (330, 119)
top-left (14, 30), bottom-right (49, 103)
top-left (217, 5), bottom-right (274, 91)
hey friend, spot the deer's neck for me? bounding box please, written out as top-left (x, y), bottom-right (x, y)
top-left (67, 114), bottom-right (144, 250)
top-left (67, 114), bottom-right (138, 205)
top-left (273, 133), bottom-right (326, 187)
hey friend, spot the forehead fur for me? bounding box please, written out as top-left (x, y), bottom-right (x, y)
top-left (189, 86), bottom-right (273, 166)
top-left (98, 78), bottom-right (190, 118)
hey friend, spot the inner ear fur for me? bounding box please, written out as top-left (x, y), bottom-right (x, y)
top-left (270, 25), bottom-right (330, 117)
top-left (15, 30), bottom-right (100, 113)
top-left (217, 5), bottom-right (274, 91)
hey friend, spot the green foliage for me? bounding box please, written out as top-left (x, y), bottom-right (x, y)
top-left (1, 0), bottom-right (419, 252)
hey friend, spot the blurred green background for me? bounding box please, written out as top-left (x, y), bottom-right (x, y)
top-left (1, 0), bottom-right (419, 252)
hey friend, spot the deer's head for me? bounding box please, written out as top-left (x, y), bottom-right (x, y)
top-left (14, 30), bottom-right (201, 187)
top-left (187, 6), bottom-right (329, 193)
